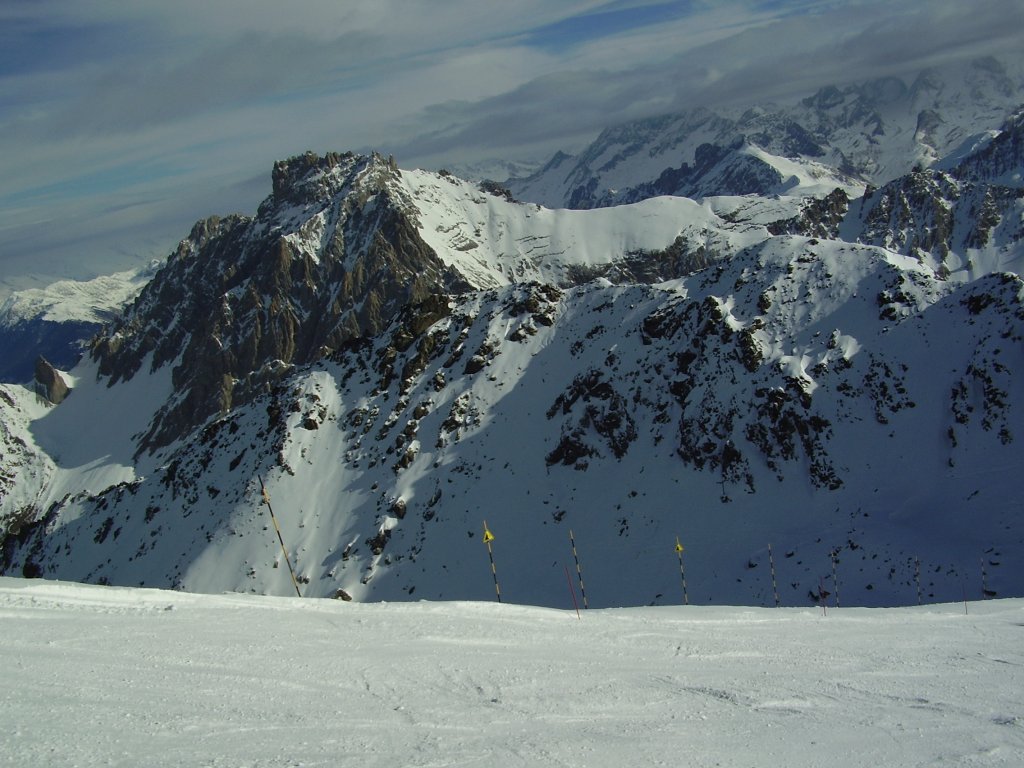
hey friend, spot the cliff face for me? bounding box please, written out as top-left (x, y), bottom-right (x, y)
top-left (91, 153), bottom-right (471, 451)
top-left (32, 356), bottom-right (69, 405)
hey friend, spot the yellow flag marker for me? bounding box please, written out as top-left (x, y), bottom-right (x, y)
top-left (482, 521), bottom-right (500, 602)
top-left (675, 535), bottom-right (688, 605)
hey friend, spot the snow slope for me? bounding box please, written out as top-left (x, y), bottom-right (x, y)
top-left (1, 577), bottom-right (1022, 768)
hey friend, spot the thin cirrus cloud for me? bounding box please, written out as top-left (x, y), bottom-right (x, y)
top-left (0, 0), bottom-right (1021, 296)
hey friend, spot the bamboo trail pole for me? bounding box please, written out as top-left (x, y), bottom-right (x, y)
top-left (258, 475), bottom-right (302, 598)
top-left (564, 565), bottom-right (581, 619)
top-left (675, 537), bottom-right (689, 606)
top-left (767, 543), bottom-right (780, 608)
top-left (483, 521), bottom-right (501, 603)
top-left (568, 529), bottom-right (588, 610)
top-left (831, 550), bottom-right (840, 608)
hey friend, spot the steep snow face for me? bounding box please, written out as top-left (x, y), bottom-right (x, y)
top-left (0, 385), bottom-right (54, 533)
top-left (946, 107), bottom-right (1024, 188)
top-left (6, 235), bottom-right (1023, 609)
top-left (400, 169), bottom-right (768, 287)
top-left (508, 57), bottom-right (1024, 210)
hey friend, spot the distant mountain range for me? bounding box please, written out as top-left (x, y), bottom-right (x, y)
top-left (506, 56), bottom-right (1022, 209)
top-left (2, 57), bottom-right (1023, 608)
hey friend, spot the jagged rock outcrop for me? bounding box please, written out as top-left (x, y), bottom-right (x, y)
top-left (33, 356), bottom-right (69, 404)
top-left (91, 152), bottom-right (472, 451)
top-left (849, 169), bottom-right (1024, 267)
top-left (950, 107), bottom-right (1024, 187)
top-left (768, 188), bottom-right (850, 238)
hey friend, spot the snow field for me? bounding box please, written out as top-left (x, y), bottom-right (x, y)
top-left (2, 577), bottom-right (1023, 767)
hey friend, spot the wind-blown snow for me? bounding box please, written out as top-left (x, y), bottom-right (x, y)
top-left (1, 577), bottom-right (1022, 767)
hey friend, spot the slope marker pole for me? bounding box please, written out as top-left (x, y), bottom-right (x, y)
top-left (831, 549), bottom-right (840, 608)
top-left (258, 474), bottom-right (302, 598)
top-left (676, 536), bottom-right (689, 606)
top-left (564, 565), bottom-right (581, 619)
top-left (569, 529), bottom-right (588, 609)
top-left (767, 543), bottom-right (779, 608)
top-left (483, 521), bottom-right (501, 603)
top-left (915, 557), bottom-right (922, 606)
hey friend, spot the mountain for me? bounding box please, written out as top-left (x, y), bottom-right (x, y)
top-left (83, 151), bottom-right (765, 454)
top-left (508, 57), bottom-right (1024, 210)
top-left (0, 266), bottom-right (156, 383)
top-left (3, 113), bottom-right (1024, 607)
top-left (3, 56), bottom-right (1024, 608)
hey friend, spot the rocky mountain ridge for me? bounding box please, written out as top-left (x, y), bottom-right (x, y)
top-left (2, 59), bottom-right (1024, 608)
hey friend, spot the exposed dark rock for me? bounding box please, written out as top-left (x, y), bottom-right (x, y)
top-left (768, 188), bottom-right (850, 238)
top-left (90, 153), bottom-right (473, 452)
top-left (33, 356), bottom-right (70, 404)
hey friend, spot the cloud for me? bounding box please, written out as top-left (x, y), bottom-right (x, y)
top-left (0, 0), bottom-right (1021, 296)
top-left (390, 0), bottom-right (1024, 164)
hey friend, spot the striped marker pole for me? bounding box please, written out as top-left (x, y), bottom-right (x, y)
top-left (831, 550), bottom-right (840, 608)
top-left (564, 565), bottom-right (581, 619)
top-left (258, 475), bottom-right (302, 598)
top-left (569, 529), bottom-right (588, 609)
top-left (767, 543), bottom-right (779, 608)
top-left (675, 536), bottom-right (689, 606)
top-left (483, 521), bottom-right (501, 603)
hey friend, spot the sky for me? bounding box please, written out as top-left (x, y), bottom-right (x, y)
top-left (1, 0), bottom-right (1023, 297)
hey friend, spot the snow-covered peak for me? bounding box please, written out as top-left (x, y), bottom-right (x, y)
top-left (509, 57), bottom-right (1024, 211)
top-left (0, 265), bottom-right (157, 326)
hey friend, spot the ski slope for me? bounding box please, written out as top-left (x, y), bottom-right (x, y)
top-left (2, 577), bottom-right (1022, 767)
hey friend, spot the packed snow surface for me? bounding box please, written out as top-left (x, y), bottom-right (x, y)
top-left (2, 577), bottom-right (1023, 767)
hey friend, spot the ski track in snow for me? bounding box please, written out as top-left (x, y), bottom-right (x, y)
top-left (2, 577), bottom-right (1023, 767)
